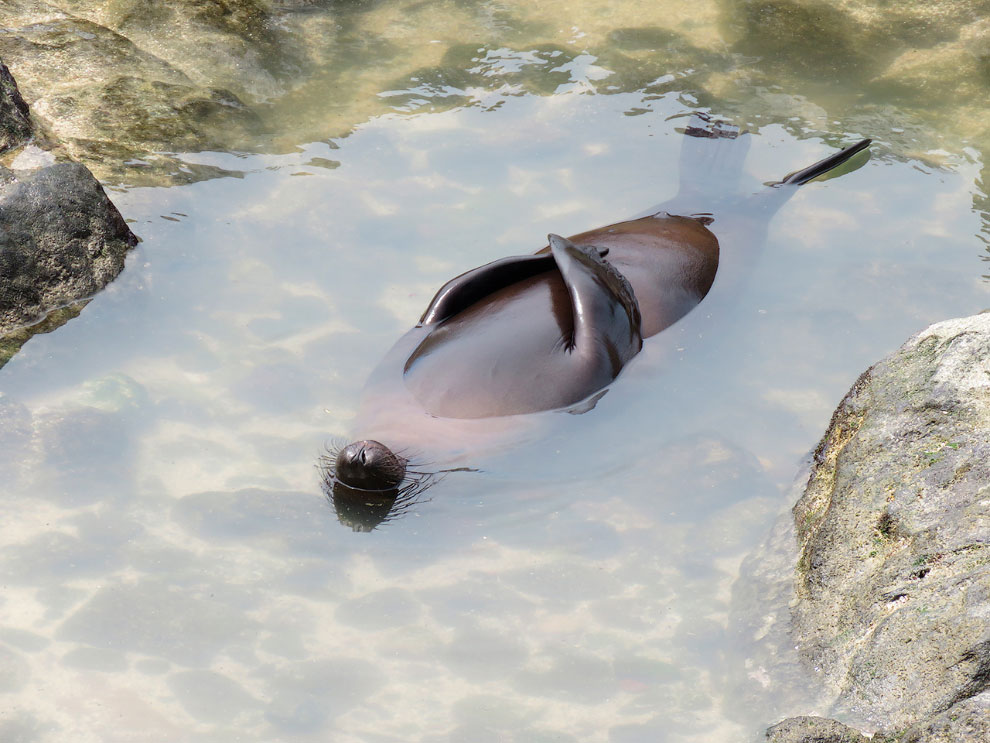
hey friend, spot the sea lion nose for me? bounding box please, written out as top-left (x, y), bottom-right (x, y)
top-left (340, 443), bottom-right (365, 465)
top-left (334, 439), bottom-right (406, 490)
top-left (337, 442), bottom-right (364, 466)
top-left (337, 442), bottom-right (366, 473)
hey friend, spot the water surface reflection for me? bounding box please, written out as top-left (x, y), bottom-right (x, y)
top-left (0, 85), bottom-right (988, 742)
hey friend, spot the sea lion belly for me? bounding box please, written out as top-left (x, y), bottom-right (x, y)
top-left (403, 270), bottom-right (581, 418)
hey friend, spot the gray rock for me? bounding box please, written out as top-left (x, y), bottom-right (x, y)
top-left (0, 49), bottom-right (139, 369)
top-left (0, 60), bottom-right (31, 152)
top-left (0, 160), bottom-right (137, 337)
top-left (897, 689), bottom-right (990, 743)
top-left (768, 313), bottom-right (990, 739)
top-left (765, 716), bottom-right (871, 743)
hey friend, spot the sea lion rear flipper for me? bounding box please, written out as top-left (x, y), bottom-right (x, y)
top-left (548, 233), bottom-right (643, 385)
top-left (632, 113), bottom-right (753, 219)
top-left (776, 138), bottom-right (872, 186)
top-left (678, 114), bottom-right (750, 200)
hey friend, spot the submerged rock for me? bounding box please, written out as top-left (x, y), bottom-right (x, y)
top-left (720, 0), bottom-right (988, 78)
top-left (1, 0), bottom-right (987, 189)
top-left (762, 313), bottom-right (990, 741)
top-left (0, 8), bottom-right (266, 185)
top-left (0, 0), bottom-right (343, 184)
top-left (60, 0), bottom-right (304, 101)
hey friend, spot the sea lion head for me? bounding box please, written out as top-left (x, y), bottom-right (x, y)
top-left (322, 440), bottom-right (438, 531)
top-left (333, 439), bottom-right (407, 490)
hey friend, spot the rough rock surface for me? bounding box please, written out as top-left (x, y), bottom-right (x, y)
top-left (0, 0), bottom-right (321, 184)
top-left (0, 60), bottom-right (31, 152)
top-left (0, 161), bottom-right (138, 338)
top-left (767, 313), bottom-right (990, 741)
top-left (0, 56), bottom-right (138, 363)
top-left (894, 690), bottom-right (990, 743)
top-left (0, 7), bottom-right (268, 184)
top-left (765, 715), bottom-right (871, 743)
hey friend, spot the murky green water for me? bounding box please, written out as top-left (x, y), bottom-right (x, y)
top-left (2, 2), bottom-right (990, 741)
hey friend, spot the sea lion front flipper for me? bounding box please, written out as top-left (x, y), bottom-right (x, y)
top-left (419, 253), bottom-right (557, 326)
top-left (419, 246), bottom-right (611, 326)
top-left (547, 233), bottom-right (643, 386)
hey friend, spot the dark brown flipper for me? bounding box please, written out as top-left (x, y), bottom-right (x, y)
top-left (419, 248), bottom-right (610, 326)
top-left (419, 253), bottom-right (557, 326)
top-left (777, 139), bottom-right (872, 186)
top-left (547, 233), bottom-right (642, 380)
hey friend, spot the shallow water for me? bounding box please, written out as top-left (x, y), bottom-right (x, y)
top-left (3, 3), bottom-right (990, 742)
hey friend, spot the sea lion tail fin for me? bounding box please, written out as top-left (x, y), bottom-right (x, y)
top-left (629, 113), bottom-right (754, 218)
top-left (675, 113), bottom-right (752, 201)
top-left (775, 138), bottom-right (872, 186)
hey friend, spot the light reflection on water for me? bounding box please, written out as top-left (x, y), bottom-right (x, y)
top-left (1, 92), bottom-right (988, 741)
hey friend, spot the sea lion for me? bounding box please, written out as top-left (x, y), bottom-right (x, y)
top-left (324, 118), bottom-right (871, 528)
top-left (405, 223), bottom-right (716, 418)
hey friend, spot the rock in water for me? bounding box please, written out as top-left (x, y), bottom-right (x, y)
top-left (0, 60), bottom-right (31, 152)
top-left (766, 716), bottom-right (871, 743)
top-left (0, 162), bottom-right (138, 337)
top-left (771, 313), bottom-right (990, 741)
